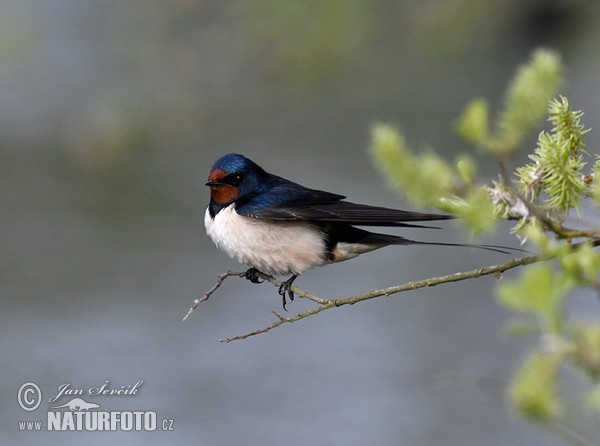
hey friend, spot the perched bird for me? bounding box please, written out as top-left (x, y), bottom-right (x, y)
top-left (205, 153), bottom-right (513, 309)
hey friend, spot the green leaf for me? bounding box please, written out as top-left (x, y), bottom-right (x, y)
top-left (456, 98), bottom-right (490, 147)
top-left (560, 243), bottom-right (600, 285)
top-left (509, 352), bottom-right (561, 420)
top-left (452, 187), bottom-right (498, 236)
top-left (369, 124), bottom-right (459, 208)
top-left (455, 154), bottom-right (477, 185)
top-left (496, 263), bottom-right (572, 332)
top-left (569, 322), bottom-right (600, 379)
top-left (491, 49), bottom-right (563, 155)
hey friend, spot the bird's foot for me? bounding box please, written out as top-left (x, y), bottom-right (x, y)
top-left (244, 268), bottom-right (264, 284)
top-left (278, 274), bottom-right (298, 311)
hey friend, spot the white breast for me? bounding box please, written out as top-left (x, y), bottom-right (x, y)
top-left (204, 205), bottom-right (329, 276)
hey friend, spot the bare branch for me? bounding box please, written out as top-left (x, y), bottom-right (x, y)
top-left (210, 252), bottom-right (541, 342)
top-left (182, 269), bottom-right (331, 322)
top-left (182, 270), bottom-right (246, 321)
top-left (248, 272), bottom-right (329, 305)
top-left (219, 311), bottom-right (288, 342)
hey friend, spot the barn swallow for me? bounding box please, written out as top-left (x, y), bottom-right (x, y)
top-left (205, 153), bottom-right (513, 309)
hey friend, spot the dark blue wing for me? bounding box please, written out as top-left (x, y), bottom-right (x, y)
top-left (235, 176), bottom-right (453, 228)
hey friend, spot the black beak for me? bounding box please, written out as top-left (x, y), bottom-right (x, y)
top-left (205, 180), bottom-right (224, 187)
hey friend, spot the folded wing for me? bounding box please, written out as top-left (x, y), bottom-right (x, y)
top-left (236, 181), bottom-right (453, 228)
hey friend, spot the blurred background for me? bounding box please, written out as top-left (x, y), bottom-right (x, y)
top-left (3, 0), bottom-right (600, 444)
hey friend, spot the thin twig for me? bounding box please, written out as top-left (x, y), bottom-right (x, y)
top-left (219, 311), bottom-right (289, 342)
top-left (182, 271), bottom-right (245, 321)
top-left (182, 269), bottom-right (330, 322)
top-left (250, 272), bottom-right (329, 305)
top-left (218, 252), bottom-right (541, 342)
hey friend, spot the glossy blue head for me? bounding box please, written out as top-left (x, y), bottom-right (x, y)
top-left (206, 154), bottom-right (269, 211)
top-left (210, 153), bottom-right (255, 177)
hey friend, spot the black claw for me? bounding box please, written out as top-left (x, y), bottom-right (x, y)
top-left (278, 275), bottom-right (298, 311)
top-left (244, 268), bottom-right (264, 284)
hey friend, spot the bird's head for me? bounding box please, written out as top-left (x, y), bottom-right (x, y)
top-left (206, 153), bottom-right (268, 209)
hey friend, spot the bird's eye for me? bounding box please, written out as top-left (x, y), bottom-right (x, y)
top-left (219, 173), bottom-right (242, 186)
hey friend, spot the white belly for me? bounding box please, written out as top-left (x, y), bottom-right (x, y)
top-left (204, 205), bottom-right (329, 276)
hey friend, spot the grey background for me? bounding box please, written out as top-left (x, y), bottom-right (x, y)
top-left (3, 1), bottom-right (600, 445)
